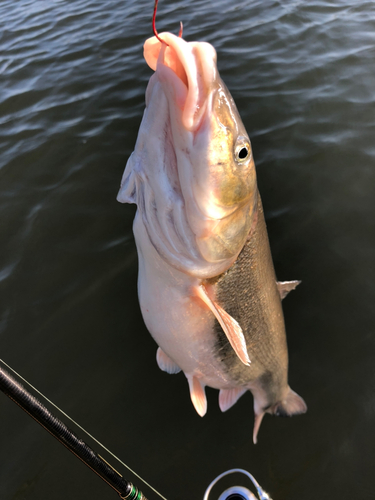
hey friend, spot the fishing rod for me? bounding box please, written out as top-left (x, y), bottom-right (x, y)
top-left (0, 363), bottom-right (147, 500)
top-left (0, 360), bottom-right (272, 500)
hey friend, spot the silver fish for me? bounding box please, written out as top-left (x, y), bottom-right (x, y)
top-left (118, 31), bottom-right (306, 443)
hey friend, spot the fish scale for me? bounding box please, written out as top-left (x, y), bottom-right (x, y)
top-left (211, 196), bottom-right (288, 392)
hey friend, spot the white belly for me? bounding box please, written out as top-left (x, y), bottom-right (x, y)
top-left (134, 213), bottom-right (231, 388)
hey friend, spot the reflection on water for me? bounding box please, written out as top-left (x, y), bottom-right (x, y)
top-left (1, 1), bottom-right (375, 499)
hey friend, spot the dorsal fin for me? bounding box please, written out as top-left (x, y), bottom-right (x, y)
top-left (277, 280), bottom-right (301, 300)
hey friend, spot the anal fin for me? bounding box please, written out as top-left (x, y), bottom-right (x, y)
top-left (186, 374), bottom-right (207, 417)
top-left (156, 347), bottom-right (181, 374)
top-left (195, 284), bottom-right (250, 366)
top-left (253, 411), bottom-right (265, 445)
top-left (219, 387), bottom-right (247, 412)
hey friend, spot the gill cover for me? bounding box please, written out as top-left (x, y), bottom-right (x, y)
top-left (118, 33), bottom-right (257, 278)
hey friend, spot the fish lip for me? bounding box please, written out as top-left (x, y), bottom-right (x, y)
top-left (145, 33), bottom-right (218, 133)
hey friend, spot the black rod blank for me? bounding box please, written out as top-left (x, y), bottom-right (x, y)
top-left (0, 364), bottom-right (147, 500)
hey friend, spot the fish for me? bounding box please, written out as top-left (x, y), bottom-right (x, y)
top-left (117, 29), bottom-right (307, 443)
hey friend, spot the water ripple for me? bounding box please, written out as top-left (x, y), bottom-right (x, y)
top-left (1, 1), bottom-right (375, 497)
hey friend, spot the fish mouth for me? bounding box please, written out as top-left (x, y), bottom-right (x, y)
top-left (144, 32), bottom-right (218, 133)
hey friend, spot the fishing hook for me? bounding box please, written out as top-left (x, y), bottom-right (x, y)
top-left (152, 0), bottom-right (183, 45)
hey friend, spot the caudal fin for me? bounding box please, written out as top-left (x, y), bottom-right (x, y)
top-left (253, 387), bottom-right (307, 444)
top-left (273, 387), bottom-right (307, 417)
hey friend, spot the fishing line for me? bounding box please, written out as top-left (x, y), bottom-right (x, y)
top-left (0, 358), bottom-right (168, 500)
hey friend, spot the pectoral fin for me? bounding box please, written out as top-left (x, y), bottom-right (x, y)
top-left (117, 153), bottom-right (138, 204)
top-left (277, 280), bottom-right (301, 299)
top-left (219, 387), bottom-right (247, 412)
top-left (156, 347), bottom-right (181, 374)
top-left (195, 285), bottom-right (250, 366)
top-left (186, 374), bottom-right (207, 416)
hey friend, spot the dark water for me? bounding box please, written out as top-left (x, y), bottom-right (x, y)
top-left (1, 0), bottom-right (374, 499)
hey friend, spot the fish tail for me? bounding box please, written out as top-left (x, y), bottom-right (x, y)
top-left (252, 387), bottom-right (307, 444)
top-left (273, 387), bottom-right (307, 417)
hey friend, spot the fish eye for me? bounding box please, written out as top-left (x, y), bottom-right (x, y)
top-left (235, 139), bottom-right (251, 163)
top-left (238, 147), bottom-right (249, 160)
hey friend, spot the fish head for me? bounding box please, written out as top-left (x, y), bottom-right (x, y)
top-left (189, 76), bottom-right (257, 261)
top-left (119, 33), bottom-right (258, 278)
top-left (191, 77), bottom-right (256, 216)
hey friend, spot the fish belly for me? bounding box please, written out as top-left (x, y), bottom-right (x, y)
top-left (133, 212), bottom-right (231, 386)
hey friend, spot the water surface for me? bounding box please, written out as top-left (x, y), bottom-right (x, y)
top-left (1, 1), bottom-right (375, 499)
